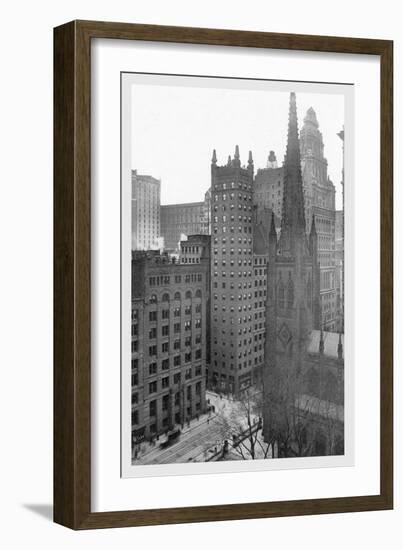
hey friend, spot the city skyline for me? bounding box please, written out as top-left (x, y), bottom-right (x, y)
top-left (130, 78), bottom-right (345, 209)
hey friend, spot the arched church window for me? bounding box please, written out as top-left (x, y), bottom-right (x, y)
top-left (287, 277), bottom-right (294, 309)
top-left (307, 274), bottom-right (312, 309)
top-left (278, 280), bottom-right (285, 309)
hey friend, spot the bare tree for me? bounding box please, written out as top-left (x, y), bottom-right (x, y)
top-left (214, 387), bottom-right (272, 460)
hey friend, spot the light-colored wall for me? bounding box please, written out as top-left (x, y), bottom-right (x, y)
top-left (1, 1), bottom-right (400, 548)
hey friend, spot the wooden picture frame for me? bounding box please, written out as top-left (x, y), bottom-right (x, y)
top-left (54, 20), bottom-right (393, 529)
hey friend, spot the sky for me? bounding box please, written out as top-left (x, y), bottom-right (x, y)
top-left (130, 75), bottom-right (345, 210)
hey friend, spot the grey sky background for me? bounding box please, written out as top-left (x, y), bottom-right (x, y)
top-left (130, 78), bottom-right (345, 210)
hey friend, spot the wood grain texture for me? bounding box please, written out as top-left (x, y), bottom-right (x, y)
top-left (53, 20), bottom-right (393, 530)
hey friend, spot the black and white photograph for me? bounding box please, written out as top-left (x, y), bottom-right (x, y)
top-left (123, 74), bottom-right (347, 471)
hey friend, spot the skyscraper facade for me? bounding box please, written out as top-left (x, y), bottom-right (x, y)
top-left (131, 171), bottom-right (161, 251)
top-left (300, 108), bottom-right (338, 331)
top-left (210, 147), bottom-right (255, 393)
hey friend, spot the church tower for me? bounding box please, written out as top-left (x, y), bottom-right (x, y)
top-left (263, 92), bottom-right (320, 444)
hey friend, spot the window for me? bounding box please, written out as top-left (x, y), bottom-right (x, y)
top-left (131, 372), bottom-right (138, 386)
top-left (185, 306), bottom-right (191, 315)
top-left (149, 311), bottom-right (157, 322)
top-left (185, 320), bottom-right (191, 331)
top-left (162, 342), bottom-right (169, 353)
top-left (131, 410), bottom-right (138, 425)
top-left (162, 325), bottom-right (169, 336)
top-left (149, 400), bottom-right (157, 416)
top-left (162, 309), bottom-right (170, 319)
top-left (162, 358), bottom-right (169, 370)
top-left (162, 394), bottom-right (169, 410)
top-left (185, 290), bottom-right (192, 299)
top-left (149, 345), bottom-right (157, 356)
top-left (149, 327), bottom-right (157, 339)
top-left (195, 365), bottom-right (202, 376)
top-left (174, 339), bottom-right (181, 350)
top-left (149, 362), bottom-right (157, 375)
top-left (131, 324), bottom-right (138, 336)
top-left (174, 373), bottom-right (181, 384)
top-left (131, 309), bottom-right (138, 321)
top-left (162, 376), bottom-right (169, 389)
top-left (278, 280), bottom-right (285, 309)
top-left (174, 290), bottom-right (181, 299)
top-left (131, 358), bottom-right (138, 370)
top-left (174, 323), bottom-right (180, 333)
top-left (195, 348), bottom-right (202, 359)
top-left (287, 278), bottom-right (294, 308)
top-left (149, 381), bottom-right (157, 394)
top-left (174, 355), bottom-right (181, 366)
top-left (149, 294), bottom-right (157, 304)
top-left (174, 307), bottom-right (181, 317)
top-left (131, 341), bottom-right (138, 353)
top-left (185, 368), bottom-right (192, 380)
top-left (195, 304), bottom-right (201, 313)
top-left (185, 352), bottom-right (192, 363)
top-left (195, 319), bottom-right (202, 329)
top-left (131, 392), bottom-right (138, 405)
top-left (195, 289), bottom-right (202, 298)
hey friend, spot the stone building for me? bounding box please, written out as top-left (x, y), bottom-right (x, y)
top-left (179, 234), bottom-right (211, 371)
top-left (131, 171), bottom-right (161, 251)
top-left (131, 251), bottom-right (208, 446)
top-left (263, 92), bottom-right (343, 457)
top-left (160, 200), bottom-right (209, 252)
top-left (300, 107), bottom-right (338, 331)
top-left (210, 146), bottom-right (255, 393)
top-left (254, 151), bottom-right (284, 221)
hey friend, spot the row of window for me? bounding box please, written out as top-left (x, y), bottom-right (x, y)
top-left (213, 237), bottom-right (252, 245)
top-left (213, 204), bottom-right (252, 212)
top-left (213, 271), bottom-right (253, 278)
top-left (213, 281), bottom-right (253, 290)
top-left (213, 226), bottom-right (252, 235)
top-left (213, 182), bottom-right (251, 191)
top-left (214, 193), bottom-right (251, 202)
top-left (213, 215), bottom-right (252, 223)
top-left (147, 288), bottom-right (203, 304)
top-left (149, 273), bottom-right (203, 287)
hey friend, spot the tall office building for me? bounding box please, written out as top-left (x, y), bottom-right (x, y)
top-left (210, 146), bottom-right (255, 393)
top-left (131, 171), bottom-right (161, 251)
top-left (300, 108), bottom-right (338, 331)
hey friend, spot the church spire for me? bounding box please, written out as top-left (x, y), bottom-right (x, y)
top-left (212, 149), bottom-right (217, 165)
top-left (278, 92), bottom-right (307, 255)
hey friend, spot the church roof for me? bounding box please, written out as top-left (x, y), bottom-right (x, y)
top-left (295, 394), bottom-right (344, 422)
top-left (253, 222), bottom-right (268, 255)
top-left (278, 92), bottom-right (308, 255)
top-left (308, 330), bottom-right (344, 359)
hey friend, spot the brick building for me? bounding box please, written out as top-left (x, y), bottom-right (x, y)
top-left (131, 171), bottom-right (161, 251)
top-left (179, 234), bottom-right (212, 369)
top-left (131, 251), bottom-right (208, 447)
top-left (210, 146), bottom-right (255, 393)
